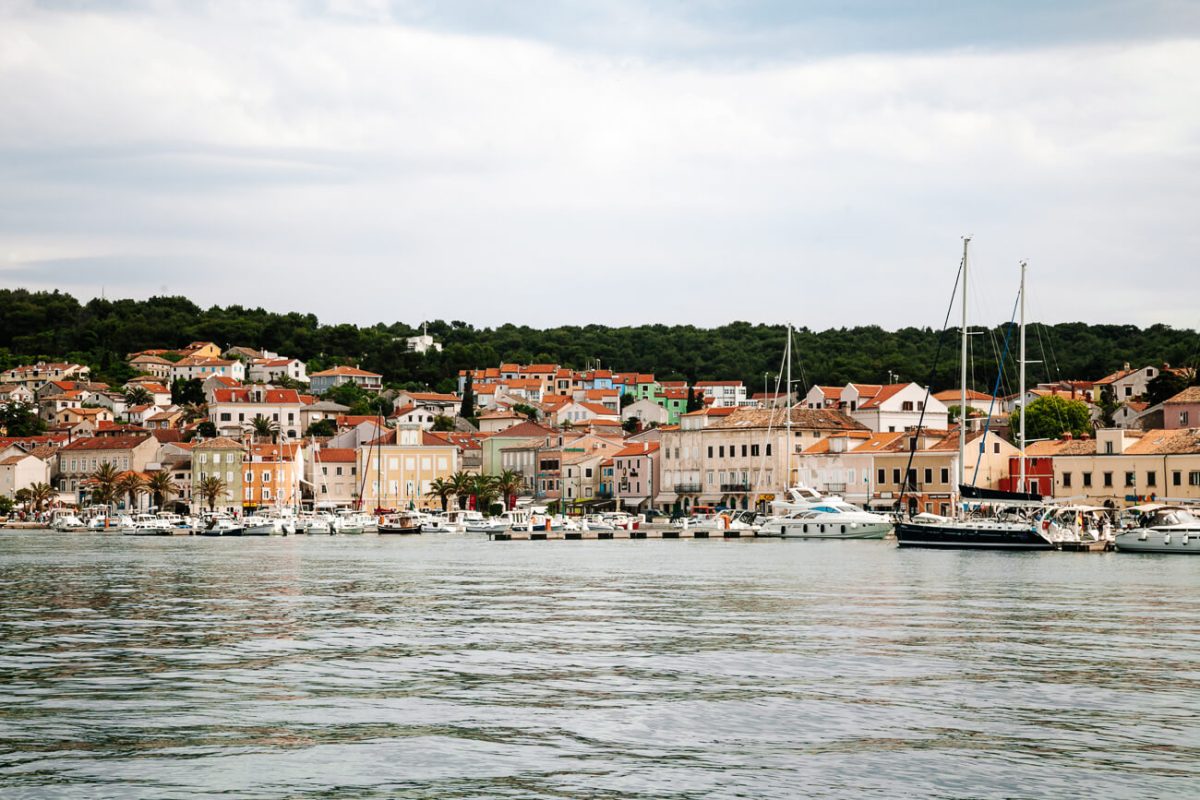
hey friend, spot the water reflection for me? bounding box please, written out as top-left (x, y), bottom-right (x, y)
top-left (0, 533), bottom-right (1197, 798)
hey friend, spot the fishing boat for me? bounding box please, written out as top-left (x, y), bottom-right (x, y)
top-left (1114, 504), bottom-right (1200, 554)
top-left (378, 511), bottom-right (422, 534)
top-left (49, 509), bottom-right (87, 532)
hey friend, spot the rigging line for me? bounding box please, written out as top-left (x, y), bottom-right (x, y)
top-left (898, 251), bottom-right (965, 516)
top-left (753, 329), bottom-right (790, 488)
top-left (971, 290), bottom-right (1020, 487)
top-left (1033, 321), bottom-right (1070, 435)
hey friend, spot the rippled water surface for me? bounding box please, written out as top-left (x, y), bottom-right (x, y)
top-left (1, 532), bottom-right (1197, 799)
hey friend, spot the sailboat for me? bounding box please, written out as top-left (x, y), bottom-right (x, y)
top-left (895, 246), bottom-right (1055, 550)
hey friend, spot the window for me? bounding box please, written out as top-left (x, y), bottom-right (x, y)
top-left (765, 444), bottom-right (772, 456)
top-left (741, 445), bottom-right (747, 457)
top-left (892, 469), bottom-right (901, 485)
top-left (751, 444), bottom-right (759, 457)
top-left (1173, 471), bottom-right (1182, 487)
top-left (219, 412), bottom-right (231, 422)
top-left (1181, 411), bottom-right (1190, 426)
top-left (1082, 472), bottom-right (1092, 488)
top-left (901, 401), bottom-right (914, 411)
top-left (878, 468), bottom-right (886, 484)
top-left (940, 468), bottom-right (949, 484)
top-left (1105, 442), bottom-right (1114, 454)
top-left (906, 469), bottom-right (916, 489)
top-left (1063, 472), bottom-right (1072, 488)
top-left (1125, 472), bottom-right (1135, 487)
top-left (1147, 471), bottom-right (1156, 487)
top-left (245, 471), bottom-right (253, 482)
top-left (1189, 471), bottom-right (1200, 486)
top-left (1124, 386), bottom-right (1132, 397)
top-left (1103, 472), bottom-right (1112, 488)
top-left (322, 466), bottom-right (328, 475)
top-left (585, 468), bottom-right (593, 478)
top-left (213, 453), bottom-right (221, 464)
top-left (263, 488), bottom-right (271, 500)
top-left (993, 443), bottom-right (1000, 454)
top-left (923, 468), bottom-right (932, 484)
top-left (707, 446), bottom-right (713, 458)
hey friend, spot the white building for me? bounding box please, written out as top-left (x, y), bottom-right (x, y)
top-left (694, 381), bottom-right (748, 407)
top-left (171, 357), bottom-right (246, 383)
top-left (849, 383), bottom-right (949, 433)
top-left (208, 387), bottom-right (304, 440)
top-left (248, 357), bottom-right (308, 384)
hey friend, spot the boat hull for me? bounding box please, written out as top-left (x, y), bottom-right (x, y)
top-left (1115, 530), bottom-right (1200, 554)
top-left (758, 521), bottom-right (891, 540)
top-left (895, 522), bottom-right (1054, 550)
top-left (378, 525), bottom-right (421, 535)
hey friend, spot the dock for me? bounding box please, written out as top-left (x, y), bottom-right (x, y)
top-left (488, 528), bottom-right (750, 541)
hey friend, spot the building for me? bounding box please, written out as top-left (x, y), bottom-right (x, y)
top-left (57, 435), bottom-right (160, 505)
top-left (171, 356), bottom-right (246, 383)
top-left (794, 431), bottom-right (907, 505)
top-left (300, 401), bottom-right (351, 434)
top-left (622, 397), bottom-right (669, 427)
top-left (309, 365), bottom-right (384, 394)
top-left (356, 425), bottom-right (458, 512)
top-left (1163, 387), bottom-right (1200, 430)
top-left (850, 383), bottom-right (949, 433)
top-left (243, 443), bottom-right (304, 511)
top-left (694, 380), bottom-right (748, 407)
top-left (480, 421), bottom-right (556, 475)
top-left (310, 446), bottom-right (359, 507)
top-left (1093, 363), bottom-right (1164, 401)
top-left (190, 437), bottom-right (245, 514)
top-left (869, 428), bottom-right (1018, 515)
top-left (423, 431), bottom-right (489, 474)
top-left (612, 441), bottom-right (660, 511)
top-left (405, 332), bottom-right (443, 354)
top-left (1036, 428), bottom-right (1200, 505)
top-left (128, 354), bottom-right (174, 380)
top-left (0, 362), bottom-right (91, 391)
top-left (209, 387), bottom-right (304, 440)
top-left (247, 357), bottom-right (308, 385)
top-left (803, 385), bottom-right (842, 409)
top-left (0, 452), bottom-right (52, 500)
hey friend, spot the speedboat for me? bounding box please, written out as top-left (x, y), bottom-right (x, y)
top-left (87, 515), bottom-right (137, 534)
top-left (200, 514), bottom-right (244, 536)
top-left (757, 500), bottom-right (892, 539)
top-left (581, 514), bottom-right (615, 532)
top-left (49, 510), bottom-right (87, 532)
top-left (1115, 505), bottom-right (1200, 554)
top-left (675, 508), bottom-right (759, 533)
top-left (124, 514), bottom-right (173, 535)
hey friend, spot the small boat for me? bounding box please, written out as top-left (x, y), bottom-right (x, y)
top-left (123, 513), bottom-right (174, 535)
top-left (1115, 505), bottom-right (1200, 554)
top-left (675, 508), bottom-right (759, 534)
top-left (378, 512), bottom-right (422, 534)
top-left (200, 514), bottom-right (244, 536)
top-left (87, 514), bottom-right (137, 534)
top-left (49, 510), bottom-right (87, 532)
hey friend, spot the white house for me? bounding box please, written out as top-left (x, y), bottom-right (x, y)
top-left (208, 387), bottom-right (304, 440)
top-left (172, 357), bottom-right (246, 383)
top-left (849, 383), bottom-right (949, 433)
top-left (1093, 363), bottom-right (1166, 401)
top-left (621, 397), bottom-right (669, 426)
top-left (803, 385), bottom-right (842, 409)
top-left (248, 357), bottom-right (308, 384)
top-left (309, 366), bottom-right (383, 395)
top-left (694, 380), bottom-right (748, 407)
top-left (0, 452), bottom-right (52, 499)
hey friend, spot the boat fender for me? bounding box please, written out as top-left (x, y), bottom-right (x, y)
top-left (1163, 533), bottom-right (1170, 545)
top-left (720, 513), bottom-right (730, 530)
top-left (1183, 534), bottom-right (1189, 546)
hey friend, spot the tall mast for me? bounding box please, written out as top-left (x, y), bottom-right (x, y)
top-left (959, 237), bottom-right (970, 491)
top-left (785, 322), bottom-right (793, 489)
top-left (1019, 260), bottom-right (1027, 491)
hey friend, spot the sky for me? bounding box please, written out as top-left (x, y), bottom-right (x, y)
top-left (1, 0), bottom-right (1198, 331)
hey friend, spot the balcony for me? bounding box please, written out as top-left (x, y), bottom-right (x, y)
top-left (720, 483), bottom-right (751, 493)
top-left (823, 483), bottom-right (847, 493)
top-left (674, 483), bottom-right (702, 493)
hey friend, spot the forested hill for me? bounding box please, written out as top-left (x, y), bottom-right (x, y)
top-left (1, 289), bottom-right (1197, 394)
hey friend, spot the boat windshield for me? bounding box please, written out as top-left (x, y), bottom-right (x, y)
top-left (1154, 509), bottom-right (1199, 526)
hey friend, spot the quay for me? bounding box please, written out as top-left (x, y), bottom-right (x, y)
top-left (488, 527), bottom-right (752, 541)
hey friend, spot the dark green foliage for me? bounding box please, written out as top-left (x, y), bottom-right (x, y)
top-left (511, 403), bottom-right (540, 421)
top-left (1146, 369), bottom-right (1199, 406)
top-left (307, 419), bottom-right (336, 437)
top-left (1013, 395), bottom-right (1093, 442)
top-left (171, 378), bottom-right (205, 406)
top-left (0, 403), bottom-right (47, 436)
top-left (460, 375), bottom-right (475, 418)
top-left (196, 420), bottom-right (217, 438)
top-left (431, 415), bottom-right (456, 431)
top-left (0, 289), bottom-right (1196, 394)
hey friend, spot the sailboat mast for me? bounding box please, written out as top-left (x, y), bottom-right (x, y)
top-left (1019, 260), bottom-right (1027, 491)
top-left (959, 237), bottom-right (970, 491)
top-left (785, 322), bottom-right (793, 489)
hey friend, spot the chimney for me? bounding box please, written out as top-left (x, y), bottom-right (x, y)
top-left (1123, 362), bottom-right (1130, 371)
top-left (1062, 432), bottom-right (1073, 441)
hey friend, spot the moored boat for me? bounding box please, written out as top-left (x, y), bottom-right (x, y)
top-left (1115, 505), bottom-right (1200, 554)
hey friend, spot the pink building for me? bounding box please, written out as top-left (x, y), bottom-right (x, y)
top-left (1163, 387), bottom-right (1200, 429)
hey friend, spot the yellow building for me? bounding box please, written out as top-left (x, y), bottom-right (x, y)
top-left (244, 442), bottom-right (304, 510)
top-left (357, 425), bottom-right (459, 511)
top-left (1045, 428), bottom-right (1200, 505)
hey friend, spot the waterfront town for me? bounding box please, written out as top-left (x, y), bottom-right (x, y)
top-left (1, 335), bottom-right (1198, 520)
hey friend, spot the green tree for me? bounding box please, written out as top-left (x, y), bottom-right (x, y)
top-left (27, 482), bottom-right (56, 513)
top-left (198, 475), bottom-right (228, 512)
top-left (117, 472), bottom-right (147, 512)
top-left (124, 386), bottom-right (153, 406)
top-left (449, 470), bottom-right (474, 510)
top-left (0, 403), bottom-right (47, 436)
top-left (195, 420), bottom-right (217, 438)
top-left (307, 418), bottom-right (336, 437)
top-left (425, 478), bottom-right (455, 512)
top-left (248, 414), bottom-right (280, 443)
top-left (622, 416), bottom-right (640, 434)
top-left (685, 387), bottom-right (703, 412)
top-left (495, 469), bottom-right (524, 511)
top-left (180, 402), bottom-right (208, 423)
top-left (1012, 395), bottom-right (1093, 443)
top-left (512, 403), bottom-right (539, 421)
top-left (431, 415), bottom-right (456, 432)
top-left (1146, 369), bottom-right (1198, 406)
top-left (0, 495), bottom-right (13, 516)
top-left (1096, 386), bottom-right (1120, 428)
top-left (171, 378), bottom-right (205, 406)
top-left (470, 474), bottom-right (500, 513)
top-left (460, 375), bottom-right (475, 418)
top-left (145, 471), bottom-right (177, 510)
top-left (88, 462), bottom-right (122, 507)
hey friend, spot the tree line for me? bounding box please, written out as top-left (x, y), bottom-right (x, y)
top-left (1, 289), bottom-right (1196, 395)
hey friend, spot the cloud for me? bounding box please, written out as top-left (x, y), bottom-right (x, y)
top-left (0, 1), bottom-right (1197, 330)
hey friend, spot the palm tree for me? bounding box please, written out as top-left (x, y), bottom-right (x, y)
top-left (470, 474), bottom-right (501, 514)
top-left (145, 471), bottom-right (177, 511)
top-left (124, 386), bottom-right (153, 406)
top-left (27, 482), bottom-right (55, 514)
top-left (88, 461), bottom-right (122, 507)
top-left (180, 402), bottom-right (208, 423)
top-left (117, 472), bottom-right (147, 512)
top-left (198, 475), bottom-right (228, 512)
top-left (449, 470), bottom-right (474, 510)
top-left (495, 469), bottom-right (524, 511)
top-left (425, 477), bottom-right (454, 512)
top-left (248, 414), bottom-right (280, 443)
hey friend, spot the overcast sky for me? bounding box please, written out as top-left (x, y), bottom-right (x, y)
top-left (2, 1), bottom-right (1198, 330)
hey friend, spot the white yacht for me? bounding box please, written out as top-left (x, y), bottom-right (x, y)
top-left (49, 510), bottom-right (87, 532)
top-left (757, 500), bottom-right (893, 539)
top-left (1115, 505), bottom-right (1200, 554)
top-left (124, 514), bottom-right (173, 535)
